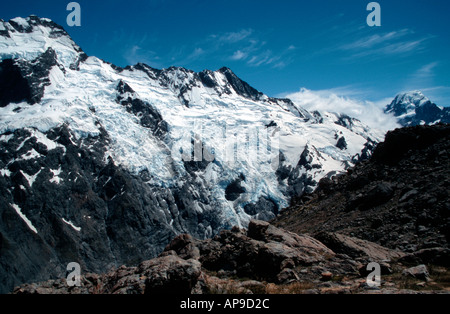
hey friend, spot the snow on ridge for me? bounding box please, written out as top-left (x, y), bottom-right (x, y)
top-left (31, 128), bottom-right (64, 151)
top-left (0, 16), bottom-right (81, 68)
top-left (10, 203), bottom-right (38, 234)
top-left (10, 17), bottom-right (29, 28)
top-left (62, 218), bottom-right (81, 232)
top-left (0, 133), bottom-right (14, 143)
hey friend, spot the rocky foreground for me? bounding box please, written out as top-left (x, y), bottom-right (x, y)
top-left (13, 220), bottom-right (449, 294)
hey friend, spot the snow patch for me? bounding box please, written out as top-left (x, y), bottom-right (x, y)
top-left (32, 129), bottom-right (65, 151)
top-left (10, 203), bottom-right (38, 234)
top-left (0, 168), bottom-right (11, 177)
top-left (18, 148), bottom-right (42, 160)
top-left (62, 218), bottom-right (81, 232)
top-left (21, 169), bottom-right (41, 187)
top-left (50, 167), bottom-right (62, 184)
top-left (0, 134), bottom-right (13, 142)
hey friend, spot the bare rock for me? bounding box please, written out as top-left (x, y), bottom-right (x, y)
top-left (398, 247), bottom-right (450, 266)
top-left (321, 271), bottom-right (333, 281)
top-left (277, 268), bottom-right (300, 284)
top-left (193, 220), bottom-right (335, 283)
top-left (162, 234), bottom-right (201, 260)
top-left (315, 232), bottom-right (405, 262)
top-left (248, 220), bottom-right (335, 263)
top-left (402, 265), bottom-right (430, 281)
top-left (138, 254), bottom-right (202, 294)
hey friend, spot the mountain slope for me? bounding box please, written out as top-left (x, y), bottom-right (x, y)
top-left (385, 91), bottom-right (450, 126)
top-left (273, 124), bottom-right (450, 254)
top-left (0, 16), bottom-right (380, 293)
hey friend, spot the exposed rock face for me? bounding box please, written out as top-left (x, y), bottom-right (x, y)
top-left (115, 80), bottom-right (168, 138)
top-left (402, 265), bottom-right (430, 282)
top-left (0, 48), bottom-right (61, 106)
top-left (314, 232), bottom-right (405, 262)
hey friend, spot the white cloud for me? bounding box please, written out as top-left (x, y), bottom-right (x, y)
top-left (215, 29), bottom-right (254, 43)
top-left (412, 62), bottom-right (439, 80)
top-left (245, 45), bottom-right (295, 69)
top-left (187, 47), bottom-right (205, 59)
top-left (247, 50), bottom-right (277, 67)
top-left (230, 50), bottom-right (247, 61)
top-left (338, 29), bottom-right (432, 60)
top-left (400, 61), bottom-right (439, 93)
top-left (123, 45), bottom-right (161, 68)
top-left (284, 88), bottom-right (400, 132)
top-left (340, 29), bottom-right (412, 50)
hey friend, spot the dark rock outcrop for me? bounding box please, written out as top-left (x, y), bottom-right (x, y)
top-left (13, 253), bottom-right (202, 294)
top-left (166, 220), bottom-right (335, 283)
top-left (0, 48), bottom-right (61, 106)
top-left (116, 80), bottom-right (169, 138)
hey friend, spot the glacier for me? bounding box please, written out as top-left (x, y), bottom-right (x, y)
top-left (0, 16), bottom-right (385, 293)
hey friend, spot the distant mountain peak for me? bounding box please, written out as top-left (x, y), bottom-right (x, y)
top-left (385, 91), bottom-right (449, 126)
top-left (386, 91), bottom-right (428, 115)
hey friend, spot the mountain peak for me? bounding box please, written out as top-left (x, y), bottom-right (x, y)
top-left (386, 90), bottom-right (429, 115)
top-left (217, 66), bottom-right (233, 74)
top-left (4, 15), bottom-right (65, 35)
top-left (393, 90), bottom-right (429, 107)
top-left (1, 16), bottom-right (84, 70)
top-left (216, 66), bottom-right (263, 101)
top-left (385, 91), bottom-right (449, 126)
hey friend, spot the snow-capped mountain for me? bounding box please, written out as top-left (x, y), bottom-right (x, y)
top-left (0, 16), bottom-right (381, 292)
top-left (385, 91), bottom-right (450, 126)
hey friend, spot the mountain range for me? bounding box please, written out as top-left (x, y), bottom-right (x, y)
top-left (0, 16), bottom-right (448, 293)
top-left (385, 90), bottom-right (450, 126)
top-left (11, 123), bottom-right (450, 295)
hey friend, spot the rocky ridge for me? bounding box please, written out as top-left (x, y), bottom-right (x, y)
top-left (13, 220), bottom-right (450, 294)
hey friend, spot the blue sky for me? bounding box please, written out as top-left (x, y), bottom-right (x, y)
top-left (1, 0), bottom-right (450, 106)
